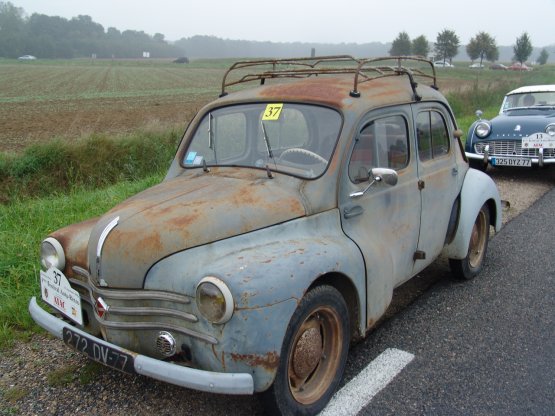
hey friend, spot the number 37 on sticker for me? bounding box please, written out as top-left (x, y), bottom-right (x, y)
top-left (262, 103), bottom-right (283, 120)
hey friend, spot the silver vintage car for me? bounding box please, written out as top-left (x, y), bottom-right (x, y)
top-left (30, 56), bottom-right (501, 415)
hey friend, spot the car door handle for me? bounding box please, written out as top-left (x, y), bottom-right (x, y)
top-left (452, 167), bottom-right (458, 176)
top-left (343, 205), bottom-right (364, 219)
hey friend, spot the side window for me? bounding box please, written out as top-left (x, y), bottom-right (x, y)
top-left (416, 110), bottom-right (450, 162)
top-left (349, 115), bottom-right (409, 183)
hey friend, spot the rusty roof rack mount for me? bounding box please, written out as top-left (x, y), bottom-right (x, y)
top-left (219, 55), bottom-right (438, 99)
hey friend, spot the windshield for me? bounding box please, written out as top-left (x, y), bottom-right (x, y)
top-left (501, 91), bottom-right (555, 113)
top-left (183, 103), bottom-right (342, 178)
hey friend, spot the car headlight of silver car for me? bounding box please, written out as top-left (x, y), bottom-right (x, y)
top-left (40, 237), bottom-right (65, 270)
top-left (546, 124), bottom-right (555, 136)
top-left (196, 276), bottom-right (234, 324)
top-left (475, 121), bottom-right (492, 138)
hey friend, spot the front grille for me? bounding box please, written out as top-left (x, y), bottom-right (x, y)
top-left (70, 266), bottom-right (217, 345)
top-left (474, 140), bottom-right (555, 158)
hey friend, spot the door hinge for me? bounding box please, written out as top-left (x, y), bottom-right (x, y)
top-left (418, 180), bottom-right (425, 190)
top-left (413, 250), bottom-right (426, 260)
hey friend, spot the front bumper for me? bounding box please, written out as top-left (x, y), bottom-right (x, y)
top-left (465, 141), bottom-right (555, 167)
top-left (29, 297), bottom-right (254, 395)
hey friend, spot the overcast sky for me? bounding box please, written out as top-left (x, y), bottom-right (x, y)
top-left (11, 0), bottom-right (555, 47)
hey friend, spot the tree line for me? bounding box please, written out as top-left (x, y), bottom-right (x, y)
top-left (389, 29), bottom-right (549, 65)
top-left (0, 2), bottom-right (183, 59)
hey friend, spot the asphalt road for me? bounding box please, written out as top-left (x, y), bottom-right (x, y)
top-left (342, 186), bottom-right (555, 415)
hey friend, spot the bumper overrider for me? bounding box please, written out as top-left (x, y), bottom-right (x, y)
top-left (28, 297), bottom-right (254, 395)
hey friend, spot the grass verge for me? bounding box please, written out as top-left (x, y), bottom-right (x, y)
top-left (0, 174), bottom-right (163, 350)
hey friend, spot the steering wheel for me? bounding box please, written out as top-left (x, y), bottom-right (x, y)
top-left (279, 148), bottom-right (327, 164)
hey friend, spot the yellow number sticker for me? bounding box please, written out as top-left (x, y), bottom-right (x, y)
top-left (262, 103), bottom-right (283, 121)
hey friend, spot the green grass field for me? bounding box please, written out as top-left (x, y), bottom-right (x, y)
top-left (0, 58), bottom-right (554, 349)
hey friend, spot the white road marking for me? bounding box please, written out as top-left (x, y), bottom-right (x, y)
top-left (319, 348), bottom-right (415, 416)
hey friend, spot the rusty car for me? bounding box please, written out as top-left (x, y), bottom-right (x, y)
top-left (30, 55), bottom-right (502, 415)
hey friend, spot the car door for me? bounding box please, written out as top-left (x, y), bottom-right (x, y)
top-left (339, 106), bottom-right (421, 326)
top-left (411, 103), bottom-right (461, 275)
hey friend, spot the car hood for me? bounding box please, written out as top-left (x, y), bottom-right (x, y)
top-left (87, 169), bottom-right (307, 288)
top-left (486, 111), bottom-right (555, 139)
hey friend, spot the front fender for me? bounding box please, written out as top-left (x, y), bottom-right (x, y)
top-left (441, 168), bottom-right (501, 259)
top-left (144, 210), bottom-right (365, 391)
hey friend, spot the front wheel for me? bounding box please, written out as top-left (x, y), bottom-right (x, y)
top-left (449, 204), bottom-right (490, 280)
top-left (262, 285), bottom-right (350, 416)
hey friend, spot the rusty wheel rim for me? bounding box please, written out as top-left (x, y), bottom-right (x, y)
top-left (468, 209), bottom-right (488, 269)
top-left (287, 306), bottom-right (343, 405)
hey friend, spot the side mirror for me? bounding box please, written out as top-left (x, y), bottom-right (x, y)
top-left (350, 168), bottom-right (398, 197)
top-left (475, 109), bottom-right (483, 119)
top-left (370, 167), bottom-right (398, 186)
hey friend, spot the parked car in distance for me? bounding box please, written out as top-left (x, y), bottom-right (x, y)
top-left (465, 84), bottom-right (555, 170)
top-left (434, 60), bottom-right (454, 68)
top-left (17, 55), bottom-right (36, 60)
top-left (29, 55), bottom-right (502, 416)
top-left (469, 62), bottom-right (484, 69)
top-left (490, 63), bottom-right (508, 70)
top-left (508, 62), bottom-right (532, 71)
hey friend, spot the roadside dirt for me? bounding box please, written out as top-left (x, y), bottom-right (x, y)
top-left (0, 167), bottom-right (553, 416)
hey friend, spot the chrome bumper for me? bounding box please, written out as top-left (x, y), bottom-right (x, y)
top-left (29, 297), bottom-right (254, 395)
top-left (466, 148), bottom-right (555, 167)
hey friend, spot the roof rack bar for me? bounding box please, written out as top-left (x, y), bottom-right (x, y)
top-left (220, 55), bottom-right (438, 98)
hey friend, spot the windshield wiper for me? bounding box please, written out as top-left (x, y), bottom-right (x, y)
top-left (260, 121), bottom-right (277, 178)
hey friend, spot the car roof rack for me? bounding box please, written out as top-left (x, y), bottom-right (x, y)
top-left (220, 55), bottom-right (438, 101)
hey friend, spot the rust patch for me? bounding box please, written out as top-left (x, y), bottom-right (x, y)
top-left (230, 351), bottom-right (280, 371)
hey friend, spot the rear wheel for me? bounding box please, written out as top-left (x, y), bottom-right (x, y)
top-left (449, 204), bottom-right (490, 280)
top-left (262, 285), bottom-right (349, 416)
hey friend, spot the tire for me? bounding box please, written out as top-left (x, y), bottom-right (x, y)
top-left (449, 204), bottom-right (490, 280)
top-left (262, 285), bottom-right (350, 416)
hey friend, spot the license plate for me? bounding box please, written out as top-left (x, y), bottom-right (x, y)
top-left (491, 157), bottom-right (532, 167)
top-left (63, 327), bottom-right (136, 374)
top-left (40, 267), bottom-right (83, 325)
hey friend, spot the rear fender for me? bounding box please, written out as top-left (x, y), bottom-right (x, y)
top-left (441, 168), bottom-right (501, 259)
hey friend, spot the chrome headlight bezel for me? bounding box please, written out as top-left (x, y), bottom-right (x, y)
top-left (546, 124), bottom-right (555, 137)
top-left (40, 237), bottom-right (66, 270)
top-left (196, 276), bottom-right (234, 324)
top-left (475, 121), bottom-right (492, 138)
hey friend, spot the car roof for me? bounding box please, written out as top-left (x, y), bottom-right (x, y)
top-left (506, 85), bottom-right (555, 95)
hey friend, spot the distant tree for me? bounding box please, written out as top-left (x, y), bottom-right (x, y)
top-left (412, 35), bottom-right (429, 57)
top-left (0, 1), bottom-right (26, 57)
top-left (537, 48), bottom-right (549, 65)
top-left (389, 31), bottom-right (412, 56)
top-left (434, 29), bottom-right (459, 63)
top-left (513, 32), bottom-right (533, 64)
top-left (466, 32), bottom-right (499, 64)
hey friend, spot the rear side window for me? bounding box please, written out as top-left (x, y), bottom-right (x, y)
top-left (416, 111), bottom-right (450, 161)
top-left (349, 115), bottom-right (409, 183)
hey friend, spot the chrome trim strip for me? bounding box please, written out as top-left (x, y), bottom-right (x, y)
top-left (97, 216), bottom-right (119, 258)
top-left (108, 306), bottom-right (198, 323)
top-left (93, 284), bottom-right (191, 304)
top-left (95, 319), bottom-right (217, 344)
top-left (29, 298), bottom-right (253, 395)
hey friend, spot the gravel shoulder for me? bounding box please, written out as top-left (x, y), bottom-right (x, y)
top-left (1, 167), bottom-right (553, 416)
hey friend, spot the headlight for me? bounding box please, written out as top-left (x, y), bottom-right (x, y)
top-left (546, 124), bottom-right (555, 136)
top-left (475, 121), bottom-right (491, 138)
top-left (40, 237), bottom-right (65, 270)
top-left (196, 277), bottom-right (234, 324)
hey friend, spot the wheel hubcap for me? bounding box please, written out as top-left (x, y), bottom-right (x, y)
top-left (288, 307), bottom-right (343, 405)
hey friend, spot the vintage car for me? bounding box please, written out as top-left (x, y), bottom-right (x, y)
top-left (465, 85), bottom-right (555, 170)
top-left (29, 56), bottom-right (501, 415)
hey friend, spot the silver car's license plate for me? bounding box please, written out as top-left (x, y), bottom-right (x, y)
top-left (491, 157), bottom-right (532, 167)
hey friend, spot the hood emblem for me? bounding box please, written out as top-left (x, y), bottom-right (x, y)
top-left (96, 216), bottom-right (119, 284)
top-left (514, 125), bottom-right (521, 132)
top-left (95, 296), bottom-right (110, 318)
